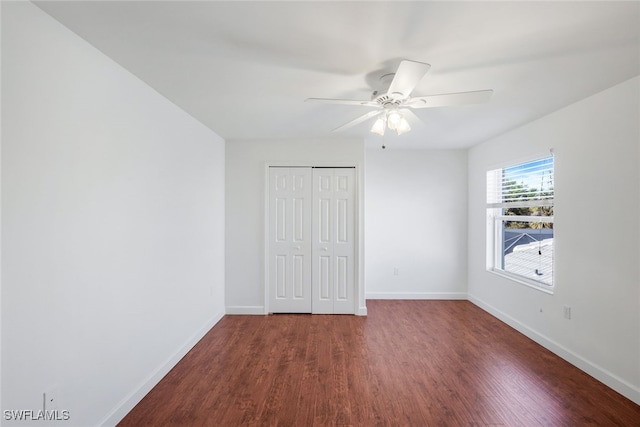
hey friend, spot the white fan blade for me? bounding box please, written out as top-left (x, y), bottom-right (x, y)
top-left (406, 90), bottom-right (493, 109)
top-left (400, 108), bottom-right (423, 124)
top-left (306, 98), bottom-right (378, 107)
top-left (387, 60), bottom-right (431, 100)
top-left (332, 110), bottom-right (382, 132)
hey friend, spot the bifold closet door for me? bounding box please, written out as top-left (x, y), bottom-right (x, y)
top-left (268, 167), bottom-right (355, 314)
top-left (268, 167), bottom-right (312, 313)
top-left (312, 168), bottom-right (355, 314)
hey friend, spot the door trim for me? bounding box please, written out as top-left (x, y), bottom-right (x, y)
top-left (263, 162), bottom-right (366, 315)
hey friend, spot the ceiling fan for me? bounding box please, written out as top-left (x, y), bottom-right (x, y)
top-left (306, 60), bottom-right (493, 136)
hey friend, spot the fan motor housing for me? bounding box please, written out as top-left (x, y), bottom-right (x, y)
top-left (371, 93), bottom-right (402, 107)
top-left (371, 72), bottom-right (401, 106)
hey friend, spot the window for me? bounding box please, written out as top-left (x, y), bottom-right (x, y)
top-left (486, 154), bottom-right (554, 290)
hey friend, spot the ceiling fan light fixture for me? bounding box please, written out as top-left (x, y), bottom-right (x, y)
top-left (387, 110), bottom-right (402, 130)
top-left (395, 117), bottom-right (411, 135)
top-left (371, 117), bottom-right (386, 136)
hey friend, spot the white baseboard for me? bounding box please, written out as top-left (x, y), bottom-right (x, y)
top-left (225, 305), bottom-right (266, 315)
top-left (366, 292), bottom-right (467, 300)
top-left (468, 294), bottom-right (640, 405)
top-left (99, 309), bottom-right (225, 426)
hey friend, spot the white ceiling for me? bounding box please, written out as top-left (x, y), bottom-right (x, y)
top-left (34, 1), bottom-right (640, 149)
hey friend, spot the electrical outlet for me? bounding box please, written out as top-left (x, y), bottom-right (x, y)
top-left (393, 268), bottom-right (399, 276)
top-left (563, 306), bottom-right (572, 320)
top-left (44, 386), bottom-right (59, 411)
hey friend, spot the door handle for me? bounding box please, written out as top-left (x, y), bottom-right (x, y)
top-left (320, 247), bottom-right (328, 251)
top-left (292, 245), bottom-right (301, 250)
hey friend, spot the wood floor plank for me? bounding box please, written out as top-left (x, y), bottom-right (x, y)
top-left (118, 301), bottom-right (640, 426)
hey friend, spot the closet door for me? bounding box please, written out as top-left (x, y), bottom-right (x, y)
top-left (312, 168), bottom-right (355, 314)
top-left (268, 167), bottom-right (312, 313)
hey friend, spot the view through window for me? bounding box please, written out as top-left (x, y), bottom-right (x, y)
top-left (486, 155), bottom-right (554, 288)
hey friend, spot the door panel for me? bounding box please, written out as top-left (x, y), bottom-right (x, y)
top-left (319, 255), bottom-right (331, 301)
top-left (337, 199), bottom-right (348, 243)
top-left (312, 168), bottom-right (355, 314)
top-left (336, 256), bottom-right (348, 300)
top-left (293, 198), bottom-right (305, 241)
top-left (319, 198), bottom-right (330, 243)
top-left (293, 255), bottom-right (304, 298)
top-left (269, 167), bottom-right (312, 313)
top-left (275, 255), bottom-right (286, 298)
top-left (332, 168), bottom-right (355, 314)
top-left (275, 198), bottom-right (286, 241)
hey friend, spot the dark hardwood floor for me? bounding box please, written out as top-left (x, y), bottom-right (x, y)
top-left (118, 300), bottom-right (640, 426)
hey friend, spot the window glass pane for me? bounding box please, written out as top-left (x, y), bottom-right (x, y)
top-left (502, 157), bottom-right (554, 204)
top-left (487, 156), bottom-right (554, 208)
top-left (502, 220), bottom-right (553, 286)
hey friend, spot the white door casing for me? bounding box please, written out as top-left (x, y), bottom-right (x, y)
top-left (311, 168), bottom-right (355, 314)
top-left (268, 167), bottom-right (312, 313)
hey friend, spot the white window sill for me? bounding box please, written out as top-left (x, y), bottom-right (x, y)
top-left (487, 268), bottom-right (555, 295)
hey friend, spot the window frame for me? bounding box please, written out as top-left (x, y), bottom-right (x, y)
top-left (486, 154), bottom-right (555, 293)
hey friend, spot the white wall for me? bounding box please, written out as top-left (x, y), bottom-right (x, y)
top-left (1, 3), bottom-right (226, 426)
top-left (468, 76), bottom-right (640, 404)
top-left (0, 0), bottom-right (4, 417)
top-left (365, 149), bottom-right (467, 299)
top-left (225, 138), bottom-right (365, 314)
